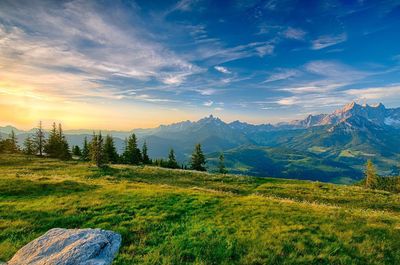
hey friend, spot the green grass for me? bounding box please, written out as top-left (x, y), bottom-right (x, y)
top-left (1, 155), bottom-right (400, 264)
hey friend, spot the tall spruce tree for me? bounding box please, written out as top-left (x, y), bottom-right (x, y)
top-left (364, 160), bottom-right (378, 189)
top-left (0, 136), bottom-right (4, 153)
top-left (44, 122), bottom-right (58, 157)
top-left (23, 135), bottom-right (35, 155)
top-left (190, 143), bottom-right (206, 171)
top-left (218, 153), bottom-right (227, 174)
top-left (58, 123), bottom-right (71, 160)
top-left (104, 134), bottom-right (119, 163)
top-left (34, 121), bottom-right (45, 156)
top-left (123, 133), bottom-right (141, 164)
top-left (81, 137), bottom-right (90, 161)
top-left (72, 145), bottom-right (82, 156)
top-left (90, 132), bottom-right (105, 167)
top-left (167, 148), bottom-right (179, 169)
top-left (142, 141), bottom-right (151, 164)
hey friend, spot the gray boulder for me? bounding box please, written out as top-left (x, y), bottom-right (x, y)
top-left (8, 228), bottom-right (121, 265)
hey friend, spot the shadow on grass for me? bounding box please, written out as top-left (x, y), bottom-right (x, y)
top-left (0, 179), bottom-right (97, 198)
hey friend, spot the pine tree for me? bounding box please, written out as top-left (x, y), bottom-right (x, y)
top-left (23, 135), bottom-right (35, 155)
top-left (364, 160), bottom-right (378, 189)
top-left (190, 143), bottom-right (206, 171)
top-left (167, 148), bottom-right (179, 169)
top-left (58, 123), bottom-right (71, 160)
top-left (34, 121), bottom-right (45, 156)
top-left (44, 122), bottom-right (58, 157)
top-left (81, 137), bottom-right (90, 161)
top-left (43, 122), bottom-right (71, 160)
top-left (142, 141), bottom-right (151, 164)
top-left (104, 134), bottom-right (119, 163)
top-left (0, 136), bottom-right (4, 153)
top-left (123, 133), bottom-right (141, 165)
top-left (218, 152), bottom-right (227, 174)
top-left (90, 132), bottom-right (105, 167)
top-left (72, 145), bottom-right (82, 156)
top-left (4, 130), bottom-right (19, 153)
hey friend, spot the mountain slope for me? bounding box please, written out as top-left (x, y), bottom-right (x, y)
top-left (3, 102), bottom-right (399, 182)
top-left (2, 154), bottom-right (400, 264)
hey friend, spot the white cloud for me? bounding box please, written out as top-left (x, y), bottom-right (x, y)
top-left (197, 89), bottom-right (217, 95)
top-left (284, 27), bottom-right (306, 40)
top-left (191, 41), bottom-right (275, 64)
top-left (264, 69), bottom-right (299, 83)
top-left (276, 97), bottom-right (297, 106)
top-left (214, 107), bottom-right (223, 111)
top-left (255, 44), bottom-right (274, 57)
top-left (0, 0), bottom-right (202, 103)
top-left (311, 33), bottom-right (347, 50)
top-left (304, 61), bottom-right (367, 80)
top-left (214, 66), bottom-right (231, 74)
top-left (345, 85), bottom-right (400, 100)
top-left (203, 100), bottom-right (214, 106)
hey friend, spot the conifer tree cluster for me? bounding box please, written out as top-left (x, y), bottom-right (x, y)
top-left (79, 133), bottom-right (153, 167)
top-left (43, 123), bottom-right (71, 160)
top-left (1, 123), bottom-right (213, 173)
top-left (0, 130), bottom-right (20, 153)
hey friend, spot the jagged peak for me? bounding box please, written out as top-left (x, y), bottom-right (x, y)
top-left (341, 101), bottom-right (361, 112)
top-left (369, 102), bottom-right (385, 109)
top-left (198, 114), bottom-right (224, 124)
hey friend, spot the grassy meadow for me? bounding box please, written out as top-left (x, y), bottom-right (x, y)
top-left (1, 154), bottom-right (400, 264)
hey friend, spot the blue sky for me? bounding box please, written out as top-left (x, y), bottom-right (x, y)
top-left (0, 0), bottom-right (400, 129)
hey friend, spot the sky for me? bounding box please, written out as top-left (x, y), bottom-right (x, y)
top-left (1, 0), bottom-right (400, 130)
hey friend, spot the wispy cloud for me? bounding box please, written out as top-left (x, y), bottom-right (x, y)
top-left (203, 100), bottom-right (214, 106)
top-left (284, 27), bottom-right (306, 40)
top-left (264, 69), bottom-right (299, 83)
top-left (214, 66), bottom-right (231, 74)
top-left (0, 0), bottom-right (201, 100)
top-left (311, 33), bottom-right (347, 50)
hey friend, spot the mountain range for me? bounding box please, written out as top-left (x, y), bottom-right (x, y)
top-left (1, 102), bottom-right (399, 183)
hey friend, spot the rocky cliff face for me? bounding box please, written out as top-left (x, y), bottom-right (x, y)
top-left (289, 102), bottom-right (400, 129)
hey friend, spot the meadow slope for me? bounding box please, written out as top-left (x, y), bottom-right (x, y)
top-left (1, 155), bottom-right (400, 264)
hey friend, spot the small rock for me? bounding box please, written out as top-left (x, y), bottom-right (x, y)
top-left (8, 228), bottom-right (121, 265)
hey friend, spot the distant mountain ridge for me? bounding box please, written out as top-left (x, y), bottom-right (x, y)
top-left (1, 102), bottom-right (399, 183)
top-left (2, 102), bottom-right (399, 136)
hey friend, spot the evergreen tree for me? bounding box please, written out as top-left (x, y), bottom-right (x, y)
top-left (4, 130), bottom-right (19, 153)
top-left (43, 122), bottom-right (71, 160)
top-left (0, 136), bottom-right (4, 153)
top-left (34, 121), bottom-right (45, 156)
top-left (90, 132), bottom-right (105, 167)
top-left (218, 152), bottom-right (227, 174)
top-left (123, 133), bottom-right (141, 164)
top-left (81, 137), bottom-right (90, 161)
top-left (44, 122), bottom-right (59, 157)
top-left (190, 143), bottom-right (206, 171)
top-left (167, 148), bottom-right (179, 169)
top-left (23, 135), bottom-right (35, 155)
top-left (58, 123), bottom-right (71, 160)
top-left (104, 134), bottom-right (119, 163)
top-left (364, 160), bottom-right (378, 189)
top-left (72, 145), bottom-right (82, 156)
top-left (142, 141), bottom-right (151, 164)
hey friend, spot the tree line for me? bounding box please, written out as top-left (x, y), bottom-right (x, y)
top-left (0, 122), bottom-right (227, 173)
top-left (363, 160), bottom-right (400, 192)
top-left (0, 122), bottom-right (69, 159)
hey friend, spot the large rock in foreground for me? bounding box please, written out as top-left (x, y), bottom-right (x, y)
top-left (8, 228), bottom-right (121, 265)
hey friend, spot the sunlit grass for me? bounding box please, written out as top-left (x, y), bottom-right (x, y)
top-left (1, 154), bottom-right (400, 264)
